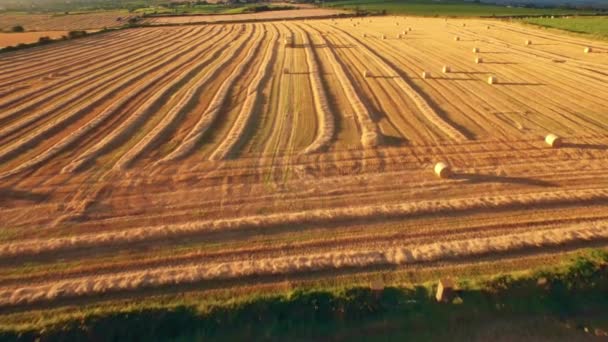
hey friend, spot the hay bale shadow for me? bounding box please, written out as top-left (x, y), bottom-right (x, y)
top-left (483, 62), bottom-right (519, 65)
top-left (562, 143), bottom-right (608, 151)
top-left (452, 173), bottom-right (556, 187)
top-left (495, 82), bottom-right (545, 86)
top-left (434, 77), bottom-right (477, 81)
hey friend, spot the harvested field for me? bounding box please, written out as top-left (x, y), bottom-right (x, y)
top-left (0, 17), bottom-right (607, 310)
top-left (0, 31), bottom-right (68, 48)
top-left (142, 8), bottom-right (347, 25)
top-left (0, 12), bottom-right (131, 32)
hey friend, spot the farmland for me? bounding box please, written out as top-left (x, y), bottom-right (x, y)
top-left (141, 8), bottom-right (347, 25)
top-left (0, 15), bottom-right (607, 334)
top-left (0, 31), bottom-right (68, 48)
top-left (0, 11), bottom-right (132, 32)
top-left (523, 16), bottom-right (608, 39)
top-left (322, 0), bottom-right (602, 16)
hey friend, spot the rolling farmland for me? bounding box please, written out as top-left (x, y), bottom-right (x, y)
top-left (0, 31), bottom-right (68, 48)
top-left (0, 11), bottom-right (132, 31)
top-left (141, 8), bottom-right (347, 25)
top-left (0, 16), bottom-right (607, 310)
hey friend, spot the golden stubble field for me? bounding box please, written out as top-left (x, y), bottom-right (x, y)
top-left (0, 11), bottom-right (132, 31)
top-left (0, 16), bottom-right (607, 309)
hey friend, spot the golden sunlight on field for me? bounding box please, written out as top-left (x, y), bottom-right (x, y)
top-left (0, 16), bottom-right (607, 308)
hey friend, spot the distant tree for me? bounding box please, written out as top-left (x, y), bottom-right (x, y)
top-left (11, 25), bottom-right (24, 32)
top-left (38, 36), bottom-right (52, 44)
top-left (67, 30), bottom-right (87, 39)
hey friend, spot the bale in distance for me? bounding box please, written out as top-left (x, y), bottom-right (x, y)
top-left (284, 68), bottom-right (290, 74)
top-left (382, 34), bottom-right (386, 40)
top-left (363, 70), bottom-right (371, 78)
top-left (442, 65), bottom-right (451, 73)
top-left (454, 36), bottom-right (460, 41)
top-left (475, 57), bottom-right (483, 64)
top-left (472, 47), bottom-right (479, 53)
top-left (408, 27), bottom-right (412, 31)
top-left (402, 31), bottom-right (407, 35)
top-left (363, 33), bottom-right (367, 38)
top-left (525, 39), bottom-right (532, 46)
top-left (462, 23), bottom-right (466, 27)
top-left (422, 71), bottom-right (431, 79)
top-left (545, 134), bottom-right (562, 148)
top-left (487, 75), bottom-right (497, 84)
top-left (584, 47), bottom-right (592, 53)
top-left (434, 162), bottom-right (451, 179)
top-left (436, 278), bottom-right (455, 302)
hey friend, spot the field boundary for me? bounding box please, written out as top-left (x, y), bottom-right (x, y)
top-left (0, 249), bottom-right (606, 339)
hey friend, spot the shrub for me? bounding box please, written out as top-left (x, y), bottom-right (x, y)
top-left (67, 30), bottom-right (87, 39)
top-left (38, 36), bottom-right (52, 44)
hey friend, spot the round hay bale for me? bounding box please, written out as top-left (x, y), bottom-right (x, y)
top-left (442, 65), bottom-right (451, 73)
top-left (363, 70), bottom-right (371, 78)
top-left (525, 39), bottom-right (532, 46)
top-left (422, 71), bottom-right (431, 79)
top-left (434, 162), bottom-right (451, 179)
top-left (545, 134), bottom-right (562, 148)
top-left (363, 33), bottom-right (367, 38)
top-left (472, 47), bottom-right (479, 53)
top-left (584, 47), bottom-right (592, 53)
top-left (486, 25), bottom-right (490, 29)
top-left (488, 75), bottom-right (497, 84)
top-left (408, 27), bottom-right (412, 31)
top-left (454, 36), bottom-right (460, 41)
top-left (402, 31), bottom-right (407, 35)
top-left (382, 34), bottom-right (386, 40)
top-left (361, 132), bottom-right (381, 147)
top-left (475, 57), bottom-right (483, 64)
top-left (284, 68), bottom-right (290, 74)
